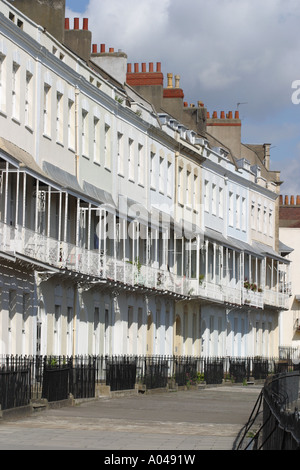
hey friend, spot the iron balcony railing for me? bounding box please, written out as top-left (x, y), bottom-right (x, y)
top-left (0, 220), bottom-right (290, 308)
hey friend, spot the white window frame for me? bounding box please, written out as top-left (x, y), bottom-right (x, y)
top-left (138, 143), bottom-right (144, 186)
top-left (104, 124), bottom-right (111, 170)
top-left (12, 61), bottom-right (20, 121)
top-left (117, 132), bottom-right (124, 175)
top-left (56, 91), bottom-right (63, 144)
top-left (67, 99), bottom-right (75, 151)
top-left (204, 180), bottom-right (209, 212)
top-left (93, 116), bottom-right (100, 164)
top-left (43, 83), bottom-right (51, 137)
top-left (128, 138), bottom-right (134, 181)
top-left (0, 53), bottom-right (7, 113)
top-left (25, 70), bottom-right (33, 129)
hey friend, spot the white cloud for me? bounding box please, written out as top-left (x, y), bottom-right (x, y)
top-left (67, 0), bottom-right (171, 57)
top-left (66, 0), bottom-right (300, 111)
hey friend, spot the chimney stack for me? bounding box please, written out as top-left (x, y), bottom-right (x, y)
top-left (91, 44), bottom-right (128, 85)
top-left (7, 0), bottom-right (66, 43)
top-left (64, 17), bottom-right (92, 63)
top-left (206, 109), bottom-right (242, 158)
top-left (263, 143), bottom-right (271, 171)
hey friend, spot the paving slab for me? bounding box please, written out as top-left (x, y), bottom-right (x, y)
top-left (0, 385), bottom-right (262, 451)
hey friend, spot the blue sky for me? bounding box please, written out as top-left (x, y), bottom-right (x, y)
top-left (66, 0), bottom-right (87, 13)
top-left (66, 0), bottom-right (300, 197)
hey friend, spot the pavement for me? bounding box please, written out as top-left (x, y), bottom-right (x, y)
top-left (0, 385), bottom-right (262, 452)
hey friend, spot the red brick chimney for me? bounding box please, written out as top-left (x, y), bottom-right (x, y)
top-left (279, 195), bottom-right (300, 228)
top-left (126, 62), bottom-right (164, 86)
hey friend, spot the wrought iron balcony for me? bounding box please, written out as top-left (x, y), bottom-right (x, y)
top-left (0, 220), bottom-right (291, 309)
top-left (0, 221), bottom-right (192, 297)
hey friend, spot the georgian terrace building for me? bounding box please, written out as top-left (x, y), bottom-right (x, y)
top-left (125, 63), bottom-right (291, 358)
top-left (0, 0), bottom-right (290, 358)
top-left (0, 0), bottom-right (205, 357)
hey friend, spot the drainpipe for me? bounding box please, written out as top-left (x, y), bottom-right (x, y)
top-left (72, 285), bottom-right (77, 357)
top-left (75, 86), bottom-right (80, 179)
top-left (174, 149), bottom-right (179, 294)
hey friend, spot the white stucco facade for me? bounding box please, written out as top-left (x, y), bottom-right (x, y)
top-left (0, 0), bottom-right (290, 359)
top-left (279, 227), bottom-right (300, 349)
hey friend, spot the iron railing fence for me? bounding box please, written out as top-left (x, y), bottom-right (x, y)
top-left (70, 356), bottom-right (96, 399)
top-left (42, 360), bottom-right (70, 402)
top-left (235, 371), bottom-right (300, 450)
top-left (172, 356), bottom-right (199, 387)
top-left (1, 354), bottom-right (300, 412)
top-left (105, 356), bottom-right (137, 392)
top-left (279, 346), bottom-right (300, 362)
top-left (0, 355), bottom-right (97, 406)
top-left (261, 371), bottom-right (300, 450)
top-left (0, 367), bottom-right (31, 410)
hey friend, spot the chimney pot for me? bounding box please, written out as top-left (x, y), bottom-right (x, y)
top-left (167, 73), bottom-right (173, 88)
top-left (175, 74), bottom-right (180, 88)
top-left (149, 62), bottom-right (154, 72)
top-left (83, 18), bottom-right (88, 30)
top-left (156, 62), bottom-right (161, 72)
top-left (235, 110), bottom-right (240, 119)
top-left (297, 195), bottom-right (300, 205)
top-left (228, 111), bottom-right (233, 119)
top-left (65, 18), bottom-right (70, 30)
top-left (213, 111), bottom-right (218, 118)
top-left (142, 63), bottom-right (146, 72)
top-left (92, 44), bottom-right (97, 54)
top-left (100, 44), bottom-right (105, 53)
top-left (127, 63), bottom-right (132, 73)
top-left (184, 102), bottom-right (188, 107)
top-left (134, 63), bottom-right (139, 73)
top-left (207, 112), bottom-right (210, 119)
top-left (109, 47), bottom-right (114, 53)
top-left (74, 18), bottom-right (79, 30)
top-left (220, 111), bottom-right (225, 118)
top-left (291, 195), bottom-right (295, 205)
top-left (279, 195), bottom-right (283, 205)
top-left (285, 195), bottom-right (289, 205)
